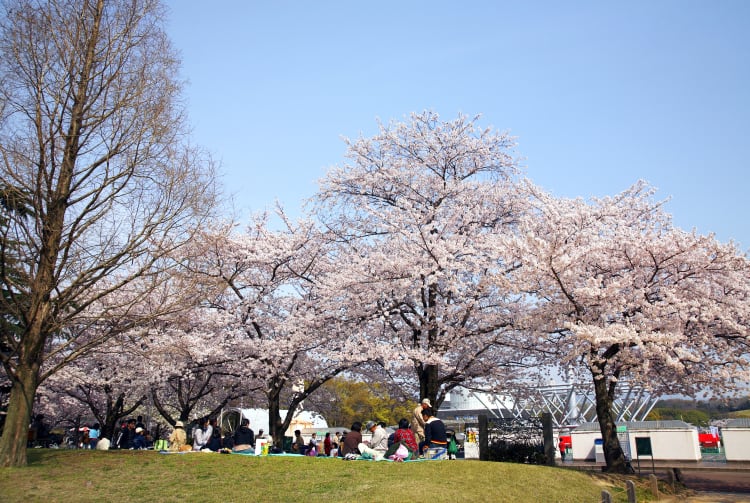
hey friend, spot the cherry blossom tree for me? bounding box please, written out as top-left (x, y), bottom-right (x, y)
top-left (515, 181), bottom-right (750, 472)
top-left (142, 309), bottom-right (262, 427)
top-left (33, 265), bottom-right (217, 442)
top-left (0, 0), bottom-right (217, 466)
top-left (40, 337), bottom-right (149, 442)
top-left (314, 111), bottom-right (537, 409)
top-left (187, 214), bottom-right (368, 447)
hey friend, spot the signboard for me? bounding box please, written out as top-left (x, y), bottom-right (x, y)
top-left (635, 437), bottom-right (652, 456)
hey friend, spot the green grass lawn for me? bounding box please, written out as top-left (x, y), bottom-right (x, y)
top-left (0, 449), bottom-right (670, 502)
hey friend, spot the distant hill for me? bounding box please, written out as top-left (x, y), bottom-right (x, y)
top-left (647, 396), bottom-right (750, 425)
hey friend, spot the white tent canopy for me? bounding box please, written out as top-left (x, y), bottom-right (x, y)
top-left (221, 407), bottom-right (328, 437)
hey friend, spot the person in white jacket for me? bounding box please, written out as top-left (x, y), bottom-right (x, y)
top-left (193, 417), bottom-right (212, 451)
top-left (366, 421), bottom-right (388, 453)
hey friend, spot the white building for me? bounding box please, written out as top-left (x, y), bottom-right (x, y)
top-left (569, 421), bottom-right (701, 462)
top-left (722, 418), bottom-right (750, 462)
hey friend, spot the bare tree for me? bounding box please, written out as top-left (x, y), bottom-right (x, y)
top-left (0, 0), bottom-right (217, 466)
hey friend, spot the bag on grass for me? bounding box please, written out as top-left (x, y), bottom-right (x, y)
top-left (447, 437), bottom-right (458, 455)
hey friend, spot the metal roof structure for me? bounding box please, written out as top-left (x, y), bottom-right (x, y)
top-left (440, 383), bottom-right (659, 428)
top-left (725, 418), bottom-right (750, 428)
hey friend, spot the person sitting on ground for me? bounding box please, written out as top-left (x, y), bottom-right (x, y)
top-left (80, 426), bottom-right (90, 449)
top-left (88, 423), bottom-right (100, 450)
top-left (233, 418), bottom-right (255, 452)
top-left (133, 427), bottom-right (148, 449)
top-left (307, 432), bottom-right (319, 454)
top-left (419, 407), bottom-right (447, 454)
top-left (366, 421), bottom-right (388, 454)
top-left (205, 417), bottom-right (222, 451)
top-left (168, 421), bottom-right (187, 452)
top-left (306, 440), bottom-right (317, 456)
top-left (118, 418), bottom-right (136, 450)
top-left (337, 432), bottom-right (346, 457)
top-left (291, 429), bottom-right (306, 455)
top-left (340, 422), bottom-right (362, 456)
top-left (113, 421), bottom-right (126, 449)
top-left (323, 432), bottom-right (332, 456)
top-left (30, 414), bottom-right (50, 448)
top-left (393, 418), bottom-right (419, 454)
top-left (193, 417), bottom-right (211, 451)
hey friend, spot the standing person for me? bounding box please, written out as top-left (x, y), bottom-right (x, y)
top-left (341, 422), bottom-right (362, 456)
top-left (419, 407), bottom-right (447, 454)
top-left (366, 421), bottom-right (388, 454)
top-left (232, 418), bottom-right (255, 451)
top-left (412, 398), bottom-right (430, 443)
top-left (323, 432), bottom-right (332, 456)
top-left (88, 423), bottom-right (100, 450)
top-left (168, 421), bottom-right (187, 452)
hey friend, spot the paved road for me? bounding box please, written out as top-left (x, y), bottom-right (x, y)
top-left (566, 460), bottom-right (750, 502)
top-left (679, 493), bottom-right (750, 503)
top-left (679, 470), bottom-right (750, 502)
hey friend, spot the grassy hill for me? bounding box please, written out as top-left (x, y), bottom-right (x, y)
top-left (0, 449), bottom-right (675, 502)
top-left (728, 409), bottom-right (750, 419)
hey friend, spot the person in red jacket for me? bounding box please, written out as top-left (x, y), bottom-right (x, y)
top-left (323, 432), bottom-right (332, 456)
top-left (393, 418), bottom-right (419, 454)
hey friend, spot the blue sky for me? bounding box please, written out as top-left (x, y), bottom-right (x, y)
top-left (165, 1), bottom-right (750, 250)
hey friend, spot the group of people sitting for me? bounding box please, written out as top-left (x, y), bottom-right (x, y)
top-left (166, 416), bottom-right (264, 453)
top-left (333, 405), bottom-right (451, 460)
top-left (111, 416), bottom-right (151, 450)
top-left (158, 399), bottom-right (454, 460)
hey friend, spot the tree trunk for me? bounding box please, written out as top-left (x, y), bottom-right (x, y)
top-left (419, 363), bottom-right (440, 409)
top-left (101, 394), bottom-right (126, 441)
top-left (418, 283), bottom-right (442, 410)
top-left (0, 365), bottom-right (39, 467)
top-left (268, 390), bottom-right (283, 448)
top-left (592, 374), bottom-right (628, 473)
